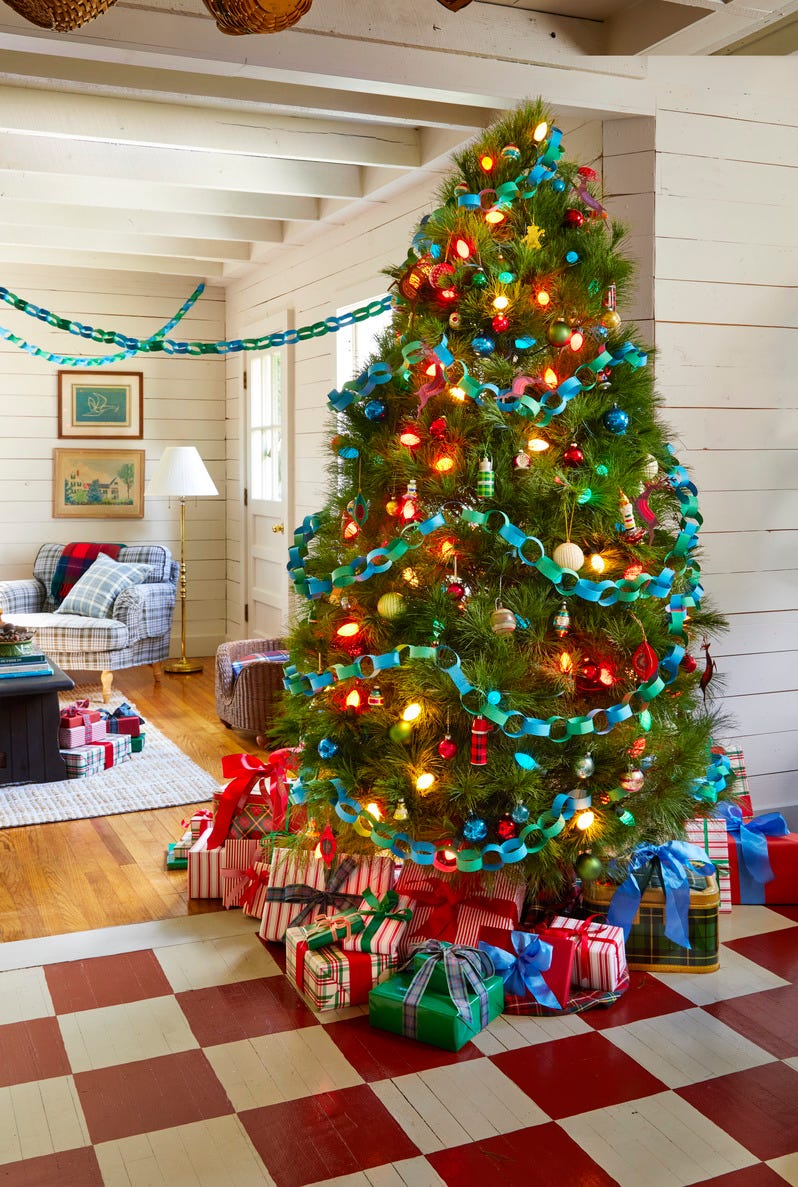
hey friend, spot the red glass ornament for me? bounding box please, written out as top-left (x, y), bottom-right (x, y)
top-left (428, 416), bottom-right (448, 440)
top-left (632, 641), bottom-right (659, 681)
top-left (492, 315), bottom-right (509, 332)
top-left (682, 653), bottom-right (698, 673)
top-left (317, 824), bottom-right (337, 868)
top-left (496, 814), bottom-right (518, 842)
top-left (578, 165), bottom-right (599, 182)
top-left (562, 442), bottom-right (584, 467)
top-left (429, 262), bottom-right (456, 290)
top-left (563, 209), bottom-right (585, 228)
top-left (446, 581), bottom-right (465, 600)
top-left (438, 735), bottom-right (458, 760)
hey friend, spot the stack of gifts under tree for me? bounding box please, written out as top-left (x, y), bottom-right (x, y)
top-left (58, 698), bottom-right (142, 779)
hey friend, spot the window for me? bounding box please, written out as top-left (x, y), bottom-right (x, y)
top-left (249, 350), bottom-right (283, 503)
top-left (336, 293), bottom-right (392, 387)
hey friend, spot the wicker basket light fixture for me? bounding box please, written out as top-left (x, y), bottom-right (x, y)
top-left (2, 0), bottom-right (472, 33)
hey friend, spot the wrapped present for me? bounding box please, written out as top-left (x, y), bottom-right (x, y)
top-left (686, 816), bottom-right (732, 912)
top-left (241, 861), bottom-right (271, 919)
top-left (188, 826), bottom-right (222, 899)
top-left (206, 749), bottom-right (303, 849)
top-left (183, 809), bottom-right (214, 842)
top-left (59, 701), bottom-right (108, 747)
top-left (166, 843), bottom-right (188, 871)
top-left (286, 925), bottom-right (398, 1010)
top-left (712, 744), bottom-right (752, 816)
top-left (715, 803), bottom-right (796, 905)
top-left (396, 865), bottom-right (525, 946)
top-left (259, 849), bottom-right (395, 943)
top-left (60, 734), bottom-right (131, 778)
top-left (220, 838), bottom-right (263, 909)
top-left (479, 926), bottom-right (573, 1012)
top-left (369, 940), bottom-right (504, 1052)
top-left (585, 841), bottom-right (720, 973)
top-left (130, 734), bottom-right (145, 753)
top-left (300, 889), bottom-right (412, 954)
top-left (543, 915), bottom-right (627, 992)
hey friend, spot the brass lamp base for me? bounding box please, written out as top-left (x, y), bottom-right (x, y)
top-left (164, 657), bottom-right (204, 675)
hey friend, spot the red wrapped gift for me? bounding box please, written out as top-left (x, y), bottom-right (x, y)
top-left (716, 803), bottom-right (797, 905)
top-left (220, 838), bottom-right (263, 909)
top-left (59, 701), bottom-right (107, 747)
top-left (479, 925), bottom-right (576, 1014)
top-left (207, 749), bottom-right (303, 849)
top-left (396, 864), bottom-right (525, 947)
top-left (545, 915), bottom-right (627, 992)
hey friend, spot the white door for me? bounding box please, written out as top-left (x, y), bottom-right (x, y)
top-left (245, 329), bottom-right (292, 640)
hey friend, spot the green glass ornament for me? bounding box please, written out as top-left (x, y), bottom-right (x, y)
top-left (547, 319), bottom-right (572, 346)
top-left (471, 270), bottom-right (488, 288)
top-left (575, 853), bottom-right (603, 881)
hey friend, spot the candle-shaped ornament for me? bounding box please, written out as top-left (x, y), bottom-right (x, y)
top-left (470, 715), bottom-right (492, 766)
top-left (602, 282), bottom-right (617, 311)
top-left (477, 455), bottom-right (495, 498)
top-left (553, 601), bottom-right (571, 637)
top-left (619, 489), bottom-right (637, 534)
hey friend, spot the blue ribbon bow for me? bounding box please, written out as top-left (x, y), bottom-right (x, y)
top-left (607, 841), bottom-right (715, 950)
top-left (715, 802), bottom-right (788, 885)
top-left (479, 932), bottom-right (561, 1009)
top-left (401, 940), bottom-right (494, 1036)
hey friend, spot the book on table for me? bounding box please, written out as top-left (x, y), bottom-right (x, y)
top-left (0, 651), bottom-right (48, 666)
top-left (0, 662), bottom-right (54, 679)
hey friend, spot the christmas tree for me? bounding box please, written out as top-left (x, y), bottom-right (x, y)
top-left (274, 98), bottom-right (727, 896)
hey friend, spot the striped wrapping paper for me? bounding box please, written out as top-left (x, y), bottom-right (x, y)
top-left (220, 838), bottom-right (263, 909)
top-left (242, 861), bottom-right (271, 919)
top-left (258, 850), bottom-right (395, 943)
top-left (685, 817), bottom-right (732, 912)
top-left (341, 902), bottom-right (413, 957)
top-left (185, 810), bottom-right (214, 842)
top-left (546, 915), bottom-right (628, 992)
top-left (286, 927), bottom-right (398, 1010)
top-left (58, 720), bottom-right (108, 748)
top-left (59, 734), bottom-right (131, 778)
top-left (396, 865), bottom-right (525, 947)
top-left (712, 745), bottom-right (752, 816)
top-left (188, 827), bottom-right (222, 899)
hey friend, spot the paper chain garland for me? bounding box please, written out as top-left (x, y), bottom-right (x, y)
top-left (0, 285), bottom-right (393, 367)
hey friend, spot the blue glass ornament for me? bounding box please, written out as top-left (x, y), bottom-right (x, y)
top-left (514, 336), bottom-right (536, 351)
top-left (552, 178), bottom-right (566, 192)
top-left (595, 464), bottom-right (609, 477)
top-left (511, 804), bottom-right (530, 825)
top-left (337, 446), bottom-right (359, 459)
top-left (486, 690), bottom-right (501, 706)
top-left (364, 399), bottom-right (386, 421)
top-left (565, 250), bottom-right (579, 264)
top-left (463, 815), bottom-right (488, 842)
top-left (317, 737), bottom-right (338, 759)
top-left (501, 144), bottom-right (521, 161)
top-left (497, 271), bottom-right (515, 283)
top-left (603, 404), bottom-right (629, 435)
top-left (472, 336), bottom-right (495, 357)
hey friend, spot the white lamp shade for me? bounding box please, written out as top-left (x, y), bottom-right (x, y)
top-left (146, 446), bottom-right (219, 498)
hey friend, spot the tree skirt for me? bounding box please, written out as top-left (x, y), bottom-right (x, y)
top-left (0, 687), bottom-right (219, 827)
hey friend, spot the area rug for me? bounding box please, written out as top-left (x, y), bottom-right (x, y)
top-left (0, 687), bottom-right (219, 828)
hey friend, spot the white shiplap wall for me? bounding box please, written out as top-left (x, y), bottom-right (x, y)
top-left (0, 266), bottom-right (227, 656)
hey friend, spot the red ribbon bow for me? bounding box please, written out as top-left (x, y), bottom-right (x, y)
top-left (207, 754), bottom-right (272, 849)
top-left (405, 877), bottom-right (498, 942)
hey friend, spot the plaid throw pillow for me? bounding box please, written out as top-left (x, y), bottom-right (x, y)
top-left (54, 552), bottom-right (153, 619)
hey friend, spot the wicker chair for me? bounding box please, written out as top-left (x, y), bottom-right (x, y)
top-left (215, 637), bottom-right (286, 734)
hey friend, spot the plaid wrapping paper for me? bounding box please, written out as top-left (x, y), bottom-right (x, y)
top-left (241, 861), bottom-right (271, 919)
top-left (286, 927), bottom-right (398, 1010)
top-left (213, 782), bottom-right (273, 840)
top-left (259, 849), bottom-right (395, 943)
top-left (686, 817), bottom-right (732, 912)
top-left (220, 838), bottom-right (263, 909)
top-left (583, 876), bottom-right (720, 973)
top-left (60, 734), bottom-right (131, 778)
top-left (503, 978), bottom-right (629, 1016)
top-left (396, 864), bottom-right (525, 947)
top-left (545, 915), bottom-right (628, 992)
top-left (188, 827), bottom-right (223, 899)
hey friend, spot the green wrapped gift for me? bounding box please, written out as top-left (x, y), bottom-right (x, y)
top-left (130, 734), bottom-right (146, 753)
top-left (369, 940), bottom-right (503, 1051)
top-left (410, 940), bottom-right (488, 994)
top-left (166, 843), bottom-right (188, 870)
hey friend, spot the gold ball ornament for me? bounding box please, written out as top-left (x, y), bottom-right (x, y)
top-left (491, 606), bottom-right (517, 635)
top-left (642, 455), bottom-right (659, 481)
top-left (377, 592), bottom-right (406, 619)
top-left (552, 541), bottom-right (585, 571)
top-left (601, 309), bottom-right (622, 331)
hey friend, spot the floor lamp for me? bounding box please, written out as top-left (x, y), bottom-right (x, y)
top-left (146, 446), bottom-right (219, 674)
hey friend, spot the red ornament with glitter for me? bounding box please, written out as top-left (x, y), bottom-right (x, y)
top-left (496, 814), bottom-right (518, 842)
top-left (438, 735), bottom-right (458, 760)
top-left (470, 716), bottom-right (492, 766)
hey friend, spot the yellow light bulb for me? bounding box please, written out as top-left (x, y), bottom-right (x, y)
top-left (536, 290), bottom-right (550, 307)
top-left (449, 385), bottom-right (466, 402)
top-left (365, 802), bottom-right (382, 819)
top-left (589, 553), bottom-right (606, 574)
top-left (425, 363), bottom-right (437, 377)
top-left (402, 567), bottom-right (419, 586)
top-left (336, 621), bottom-right (360, 638)
top-left (345, 689), bottom-right (362, 709)
top-left (402, 702), bottom-right (422, 723)
top-left (492, 294), bottom-right (510, 311)
top-left (560, 651), bottom-right (573, 674)
top-left (485, 209), bottom-right (506, 226)
top-left (576, 810), bottom-right (595, 830)
top-left (416, 773), bottom-right (435, 792)
top-left (527, 436), bottom-right (550, 452)
top-left (434, 455), bottom-right (455, 473)
top-left (533, 121), bottom-right (549, 142)
top-left (544, 368), bottom-right (558, 388)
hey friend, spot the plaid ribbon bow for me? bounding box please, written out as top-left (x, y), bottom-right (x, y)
top-left (265, 856), bottom-right (361, 939)
top-left (401, 940), bottom-right (495, 1036)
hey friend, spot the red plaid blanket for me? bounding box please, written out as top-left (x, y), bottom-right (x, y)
top-left (51, 542), bottom-right (122, 605)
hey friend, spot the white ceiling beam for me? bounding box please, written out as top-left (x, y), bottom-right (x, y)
top-left (606, 0), bottom-right (712, 53)
top-left (0, 132), bottom-right (363, 199)
top-left (0, 84), bottom-right (421, 168)
top-left (0, 200), bottom-right (284, 245)
top-left (0, 224), bottom-right (253, 262)
top-left (0, 51), bottom-right (496, 129)
top-left (0, 244), bottom-right (220, 279)
top-left (621, 0), bottom-right (798, 53)
top-left (0, 171), bottom-right (318, 222)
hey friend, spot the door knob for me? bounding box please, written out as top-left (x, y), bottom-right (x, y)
top-left (272, 523), bottom-right (285, 533)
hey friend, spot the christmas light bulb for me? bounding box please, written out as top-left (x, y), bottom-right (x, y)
top-left (536, 290), bottom-right (551, 306)
top-left (533, 121), bottom-right (549, 142)
top-left (454, 238), bottom-right (471, 260)
top-left (313, 843), bottom-right (323, 860)
top-left (569, 329), bottom-right (585, 351)
top-left (492, 294), bottom-right (510, 311)
top-left (336, 621), bottom-right (360, 638)
top-left (401, 498), bottom-right (416, 522)
top-left (624, 563), bottom-right (644, 580)
top-left (439, 288), bottom-right (457, 302)
top-left (343, 519), bottom-right (359, 540)
top-left (480, 153), bottom-right (495, 172)
top-left (560, 652), bottom-right (574, 674)
top-left (345, 689), bottom-right (362, 709)
top-left (399, 428), bottom-right (422, 448)
top-left (440, 538), bottom-right (456, 560)
top-left (484, 209), bottom-right (506, 226)
top-left (527, 436), bottom-right (550, 452)
top-left (415, 773), bottom-right (435, 792)
top-left (589, 553), bottom-right (606, 574)
top-left (425, 363), bottom-right (437, 377)
top-left (599, 665), bottom-right (615, 687)
top-left (434, 454), bottom-right (455, 473)
top-left (576, 810), bottom-right (595, 830)
top-left (544, 368), bottom-right (558, 388)
top-left (402, 702), bottom-right (422, 723)
top-left (402, 567), bottom-right (419, 586)
top-left (449, 386), bottom-right (466, 402)
top-left (365, 802), bottom-right (381, 819)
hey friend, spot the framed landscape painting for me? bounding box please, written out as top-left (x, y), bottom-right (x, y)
top-left (58, 370), bottom-right (143, 438)
top-left (53, 448), bottom-right (145, 519)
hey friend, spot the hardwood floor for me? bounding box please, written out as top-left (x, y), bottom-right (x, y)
top-left (0, 661), bottom-right (260, 944)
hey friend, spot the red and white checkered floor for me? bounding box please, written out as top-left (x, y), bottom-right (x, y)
top-left (1, 906), bottom-right (797, 1187)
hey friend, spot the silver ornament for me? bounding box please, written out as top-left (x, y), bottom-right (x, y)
top-left (491, 606), bottom-right (517, 635)
top-left (575, 755), bottom-right (595, 779)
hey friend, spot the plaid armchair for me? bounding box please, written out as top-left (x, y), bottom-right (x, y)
top-left (0, 544), bottom-right (178, 701)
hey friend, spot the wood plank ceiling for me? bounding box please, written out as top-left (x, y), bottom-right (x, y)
top-left (0, 0), bottom-right (795, 284)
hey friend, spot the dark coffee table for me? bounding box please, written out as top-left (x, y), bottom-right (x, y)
top-left (0, 660), bottom-right (75, 784)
